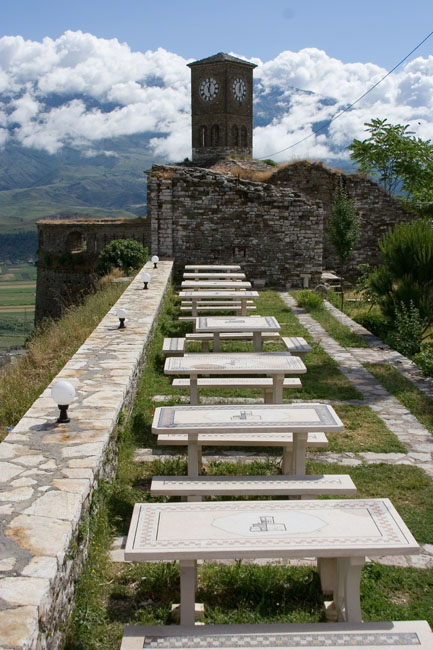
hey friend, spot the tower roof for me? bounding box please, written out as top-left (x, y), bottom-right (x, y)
top-left (187, 52), bottom-right (257, 68)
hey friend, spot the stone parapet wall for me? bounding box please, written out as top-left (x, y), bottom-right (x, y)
top-left (0, 260), bottom-right (173, 650)
top-left (269, 162), bottom-right (417, 273)
top-left (148, 165), bottom-right (324, 287)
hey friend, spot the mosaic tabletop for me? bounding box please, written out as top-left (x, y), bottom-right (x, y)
top-left (184, 265), bottom-right (242, 271)
top-left (164, 353), bottom-right (306, 375)
top-left (196, 316), bottom-right (281, 332)
top-left (179, 291), bottom-right (259, 299)
top-left (181, 281), bottom-right (252, 289)
top-left (124, 498), bottom-right (419, 561)
top-left (183, 273), bottom-right (246, 279)
top-left (152, 403), bottom-right (343, 434)
top-left (121, 621), bottom-right (433, 649)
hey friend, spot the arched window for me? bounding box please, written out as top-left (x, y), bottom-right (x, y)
top-left (65, 231), bottom-right (86, 254)
top-left (211, 124), bottom-right (219, 146)
top-left (231, 125), bottom-right (239, 146)
top-left (199, 125), bottom-right (207, 148)
top-left (241, 126), bottom-right (248, 147)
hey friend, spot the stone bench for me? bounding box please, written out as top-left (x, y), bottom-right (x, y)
top-left (156, 430), bottom-right (328, 474)
top-left (151, 473), bottom-right (357, 500)
top-left (162, 337), bottom-right (186, 356)
top-left (120, 621), bottom-right (433, 650)
top-left (181, 300), bottom-right (255, 306)
top-left (281, 336), bottom-right (312, 358)
top-left (172, 377), bottom-right (302, 402)
top-left (185, 331), bottom-right (280, 351)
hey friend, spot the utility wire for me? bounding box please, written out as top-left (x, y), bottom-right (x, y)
top-left (258, 29), bottom-right (433, 160)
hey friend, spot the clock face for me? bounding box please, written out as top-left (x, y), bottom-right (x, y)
top-left (199, 77), bottom-right (219, 102)
top-left (233, 78), bottom-right (247, 102)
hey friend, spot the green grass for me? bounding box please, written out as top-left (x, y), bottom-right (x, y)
top-left (292, 291), bottom-right (367, 348)
top-left (365, 363), bottom-right (433, 436)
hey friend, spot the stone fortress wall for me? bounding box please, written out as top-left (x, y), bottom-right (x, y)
top-left (148, 160), bottom-right (416, 285)
top-left (35, 217), bottom-right (150, 323)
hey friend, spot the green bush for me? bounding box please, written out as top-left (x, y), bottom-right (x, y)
top-left (97, 239), bottom-right (148, 276)
top-left (354, 312), bottom-right (389, 340)
top-left (295, 290), bottom-right (324, 310)
top-left (414, 342), bottom-right (433, 377)
top-left (386, 300), bottom-right (424, 356)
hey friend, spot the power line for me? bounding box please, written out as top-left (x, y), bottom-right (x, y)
top-left (258, 29), bottom-right (433, 160)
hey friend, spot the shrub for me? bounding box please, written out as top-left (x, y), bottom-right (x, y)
top-left (386, 300), bottom-right (423, 356)
top-left (354, 312), bottom-right (389, 340)
top-left (414, 342), bottom-right (433, 377)
top-left (295, 290), bottom-right (324, 310)
top-left (98, 239), bottom-right (148, 276)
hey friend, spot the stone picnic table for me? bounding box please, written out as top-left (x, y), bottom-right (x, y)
top-left (124, 498), bottom-right (419, 625)
top-left (164, 352), bottom-right (305, 405)
top-left (183, 272), bottom-right (246, 279)
top-left (152, 402), bottom-right (341, 476)
top-left (184, 264), bottom-right (242, 272)
top-left (195, 315), bottom-right (281, 351)
top-left (179, 290), bottom-right (259, 318)
top-left (181, 280), bottom-right (252, 291)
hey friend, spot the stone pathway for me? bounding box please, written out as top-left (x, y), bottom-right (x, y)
top-left (281, 293), bottom-right (433, 479)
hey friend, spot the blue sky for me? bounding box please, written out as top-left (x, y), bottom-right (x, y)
top-left (1, 1), bottom-right (433, 162)
top-left (2, 0), bottom-right (433, 69)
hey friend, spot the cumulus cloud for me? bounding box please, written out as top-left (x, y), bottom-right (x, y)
top-left (1, 31), bottom-right (433, 163)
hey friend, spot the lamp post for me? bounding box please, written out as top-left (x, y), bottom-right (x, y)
top-left (151, 255), bottom-right (159, 269)
top-left (117, 308), bottom-right (127, 329)
top-left (141, 272), bottom-right (151, 289)
top-left (51, 380), bottom-right (76, 423)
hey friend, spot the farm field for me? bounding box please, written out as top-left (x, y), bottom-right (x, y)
top-left (0, 263), bottom-right (36, 351)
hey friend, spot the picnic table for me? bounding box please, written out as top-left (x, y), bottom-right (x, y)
top-left (164, 352), bottom-right (305, 405)
top-left (124, 498), bottom-right (419, 625)
top-left (152, 402), bottom-right (341, 476)
top-left (179, 290), bottom-right (259, 318)
top-left (181, 280), bottom-right (252, 290)
top-left (195, 315), bottom-right (281, 351)
top-left (183, 272), bottom-right (246, 279)
top-left (184, 264), bottom-right (242, 272)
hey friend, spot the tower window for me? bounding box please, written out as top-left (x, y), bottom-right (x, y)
top-left (231, 125), bottom-right (239, 147)
top-left (211, 124), bottom-right (220, 146)
top-left (241, 126), bottom-right (248, 147)
top-left (199, 125), bottom-right (207, 148)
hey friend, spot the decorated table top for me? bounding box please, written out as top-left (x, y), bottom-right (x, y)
top-left (164, 352), bottom-right (306, 375)
top-left (124, 498), bottom-right (419, 561)
top-left (196, 315), bottom-right (281, 333)
top-left (181, 280), bottom-right (252, 290)
top-left (179, 290), bottom-right (259, 299)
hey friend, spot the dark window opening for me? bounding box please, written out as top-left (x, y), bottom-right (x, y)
top-left (211, 124), bottom-right (220, 146)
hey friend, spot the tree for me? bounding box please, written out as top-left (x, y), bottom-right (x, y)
top-left (328, 180), bottom-right (359, 307)
top-left (367, 219), bottom-right (433, 347)
top-left (98, 239), bottom-right (148, 276)
top-left (349, 118), bottom-right (433, 215)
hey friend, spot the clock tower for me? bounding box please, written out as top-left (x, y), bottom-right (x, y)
top-left (188, 52), bottom-right (257, 163)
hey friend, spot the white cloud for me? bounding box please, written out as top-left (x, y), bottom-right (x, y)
top-left (1, 33), bottom-right (433, 164)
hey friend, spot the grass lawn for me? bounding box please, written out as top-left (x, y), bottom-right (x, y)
top-left (57, 288), bottom-right (433, 648)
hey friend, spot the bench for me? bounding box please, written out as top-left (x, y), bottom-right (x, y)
top-left (162, 337), bottom-right (186, 356)
top-left (172, 377), bottom-right (302, 402)
top-left (185, 331), bottom-right (280, 351)
top-left (156, 430), bottom-right (328, 474)
top-left (181, 300), bottom-right (255, 306)
top-left (120, 621), bottom-right (433, 650)
top-left (180, 305), bottom-right (257, 312)
top-left (282, 336), bottom-right (312, 358)
top-left (151, 473), bottom-right (357, 499)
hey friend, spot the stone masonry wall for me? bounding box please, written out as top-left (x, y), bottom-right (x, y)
top-left (0, 260), bottom-right (173, 650)
top-left (269, 161), bottom-right (417, 273)
top-left (35, 217), bottom-right (151, 323)
top-left (148, 165), bottom-right (324, 287)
